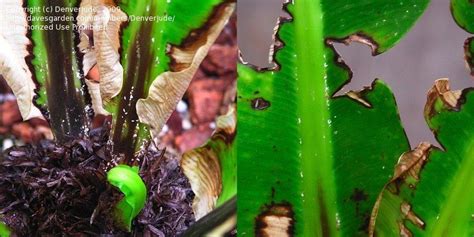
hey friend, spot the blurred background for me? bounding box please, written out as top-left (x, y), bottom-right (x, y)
top-left (238, 0), bottom-right (472, 147)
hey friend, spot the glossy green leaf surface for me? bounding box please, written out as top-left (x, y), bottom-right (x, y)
top-left (28, 0), bottom-right (87, 141)
top-left (452, 0), bottom-right (474, 76)
top-left (237, 0), bottom-right (429, 236)
top-left (0, 222), bottom-right (9, 237)
top-left (107, 165), bottom-right (147, 231)
top-left (370, 80), bottom-right (474, 237)
top-left (451, 0), bottom-right (474, 33)
top-left (451, 0), bottom-right (474, 76)
top-left (110, 0), bottom-right (228, 159)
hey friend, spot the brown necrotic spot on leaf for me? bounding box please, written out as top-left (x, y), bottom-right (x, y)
top-left (251, 97), bottom-right (271, 110)
top-left (400, 202), bottom-right (425, 229)
top-left (351, 188), bottom-right (368, 202)
top-left (255, 202), bottom-right (294, 237)
top-left (399, 221), bottom-right (413, 237)
top-left (349, 188), bottom-right (370, 232)
top-left (396, 202), bottom-right (425, 237)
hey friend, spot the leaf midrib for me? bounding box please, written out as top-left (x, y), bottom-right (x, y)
top-left (294, 1), bottom-right (338, 236)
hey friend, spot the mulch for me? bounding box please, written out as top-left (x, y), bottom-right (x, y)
top-left (0, 126), bottom-right (194, 236)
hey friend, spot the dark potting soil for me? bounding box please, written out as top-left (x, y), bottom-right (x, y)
top-left (0, 126), bottom-right (195, 236)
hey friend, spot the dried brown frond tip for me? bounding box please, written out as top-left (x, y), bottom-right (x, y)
top-left (425, 79), bottom-right (462, 117)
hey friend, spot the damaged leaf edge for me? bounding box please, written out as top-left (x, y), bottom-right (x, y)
top-left (424, 78), bottom-right (463, 120)
top-left (238, 0), bottom-right (399, 109)
top-left (181, 106), bottom-right (236, 220)
top-left (370, 79), bottom-right (474, 237)
top-left (369, 142), bottom-right (432, 237)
